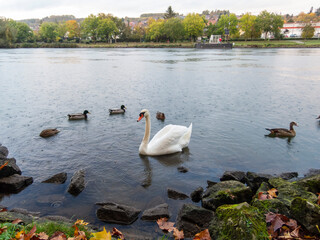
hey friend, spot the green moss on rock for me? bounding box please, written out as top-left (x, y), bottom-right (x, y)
top-left (268, 178), bottom-right (317, 207)
top-left (251, 198), bottom-right (290, 216)
top-left (295, 174), bottom-right (320, 194)
top-left (209, 202), bottom-right (269, 240)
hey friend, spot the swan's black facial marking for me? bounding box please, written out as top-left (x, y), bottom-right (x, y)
top-left (139, 112), bottom-right (145, 117)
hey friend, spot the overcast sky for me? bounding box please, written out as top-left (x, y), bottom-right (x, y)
top-left (0, 0), bottom-right (318, 20)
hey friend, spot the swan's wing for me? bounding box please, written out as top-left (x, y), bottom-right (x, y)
top-left (147, 124), bottom-right (192, 155)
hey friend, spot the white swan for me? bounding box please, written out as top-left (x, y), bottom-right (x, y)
top-left (137, 109), bottom-right (192, 156)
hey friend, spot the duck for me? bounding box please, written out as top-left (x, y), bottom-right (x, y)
top-left (137, 109), bottom-right (192, 156)
top-left (68, 110), bottom-right (90, 120)
top-left (265, 122), bottom-right (298, 137)
top-left (40, 128), bottom-right (59, 138)
top-left (109, 105), bottom-right (126, 114)
top-left (156, 111), bottom-right (165, 120)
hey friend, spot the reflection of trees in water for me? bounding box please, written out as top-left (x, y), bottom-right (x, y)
top-left (139, 148), bottom-right (190, 188)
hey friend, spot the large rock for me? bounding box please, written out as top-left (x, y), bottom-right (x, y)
top-left (277, 172), bottom-right (298, 180)
top-left (220, 171), bottom-right (247, 183)
top-left (0, 158), bottom-right (22, 178)
top-left (67, 169), bottom-right (85, 196)
top-left (304, 168), bottom-right (320, 178)
top-left (167, 188), bottom-right (189, 200)
top-left (246, 172), bottom-right (274, 193)
top-left (176, 204), bottom-right (214, 238)
top-left (190, 187), bottom-right (203, 203)
top-left (202, 180), bottom-right (252, 211)
top-left (251, 199), bottom-right (290, 217)
top-left (0, 174), bottom-right (33, 193)
top-left (0, 146), bottom-right (9, 159)
top-left (290, 197), bottom-right (320, 235)
top-left (268, 177), bottom-right (317, 207)
top-left (42, 172), bottom-right (67, 184)
top-left (141, 203), bottom-right (169, 221)
top-left (209, 202), bottom-right (269, 239)
top-left (295, 174), bottom-right (320, 194)
top-left (96, 202), bottom-right (141, 225)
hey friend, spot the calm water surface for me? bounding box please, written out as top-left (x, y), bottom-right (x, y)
top-left (0, 48), bottom-right (320, 236)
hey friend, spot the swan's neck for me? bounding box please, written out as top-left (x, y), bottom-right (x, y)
top-left (140, 115), bottom-right (151, 153)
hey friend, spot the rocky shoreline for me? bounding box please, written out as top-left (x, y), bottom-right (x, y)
top-left (0, 143), bottom-right (319, 239)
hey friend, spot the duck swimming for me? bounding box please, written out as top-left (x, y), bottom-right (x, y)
top-left (265, 122), bottom-right (298, 138)
top-left (40, 128), bottom-right (59, 138)
top-left (68, 110), bottom-right (90, 120)
top-left (137, 109), bottom-right (192, 156)
top-left (109, 105), bottom-right (126, 114)
top-left (156, 111), bottom-right (165, 120)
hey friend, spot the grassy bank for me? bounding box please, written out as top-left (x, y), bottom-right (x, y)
top-left (233, 39), bottom-right (320, 48)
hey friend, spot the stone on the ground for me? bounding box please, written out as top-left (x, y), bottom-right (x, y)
top-left (268, 177), bottom-right (317, 207)
top-left (10, 208), bottom-right (41, 217)
top-left (167, 188), bottom-right (189, 200)
top-left (304, 168), bottom-right (320, 178)
top-left (209, 202), bottom-right (269, 239)
top-left (190, 187), bottom-right (203, 202)
top-left (0, 158), bottom-right (22, 178)
top-left (295, 174), bottom-right (320, 194)
top-left (67, 169), bottom-right (85, 195)
top-left (0, 146), bottom-right (9, 159)
top-left (220, 171), bottom-right (247, 183)
top-left (96, 202), bottom-right (141, 225)
top-left (0, 174), bottom-right (33, 193)
top-left (277, 172), bottom-right (298, 180)
top-left (206, 180), bottom-right (217, 187)
top-left (141, 203), bottom-right (169, 221)
top-left (202, 180), bottom-right (252, 211)
top-left (42, 172), bottom-right (67, 184)
top-left (251, 198), bottom-right (290, 217)
top-left (290, 197), bottom-right (320, 235)
top-left (245, 172), bottom-right (274, 193)
top-left (176, 204), bottom-right (214, 238)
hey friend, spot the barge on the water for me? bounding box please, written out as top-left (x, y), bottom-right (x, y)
top-left (195, 42), bottom-right (233, 49)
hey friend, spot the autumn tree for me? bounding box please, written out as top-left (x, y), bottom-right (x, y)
top-left (164, 6), bottom-right (177, 19)
top-left (0, 18), bottom-right (16, 46)
top-left (239, 13), bottom-right (260, 40)
top-left (81, 14), bottom-right (100, 42)
top-left (65, 20), bottom-right (80, 39)
top-left (296, 12), bottom-right (319, 23)
top-left (97, 18), bottom-right (118, 42)
top-left (146, 18), bottom-right (165, 41)
top-left (256, 10), bottom-right (283, 39)
top-left (216, 13), bottom-right (239, 37)
top-left (163, 18), bottom-right (185, 41)
top-left (39, 22), bottom-right (59, 42)
top-left (131, 24), bottom-right (145, 42)
top-left (302, 23), bottom-right (315, 38)
top-left (183, 13), bottom-right (205, 41)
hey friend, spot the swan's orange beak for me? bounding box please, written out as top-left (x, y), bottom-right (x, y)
top-left (137, 113), bottom-right (144, 122)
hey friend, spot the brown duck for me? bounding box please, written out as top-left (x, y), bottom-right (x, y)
top-left (156, 111), bottom-right (165, 120)
top-left (40, 128), bottom-right (59, 138)
top-left (265, 122), bottom-right (298, 137)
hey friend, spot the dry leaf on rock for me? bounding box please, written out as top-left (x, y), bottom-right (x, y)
top-left (111, 227), bottom-right (124, 239)
top-left (193, 229), bottom-right (211, 240)
top-left (157, 218), bottom-right (175, 232)
top-left (173, 228), bottom-right (184, 240)
top-left (90, 227), bottom-right (111, 240)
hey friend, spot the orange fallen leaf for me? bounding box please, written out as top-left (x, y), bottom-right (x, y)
top-left (37, 232), bottom-right (49, 240)
top-left (193, 229), bottom-right (211, 240)
top-left (12, 218), bottom-right (23, 224)
top-left (267, 188), bottom-right (278, 198)
top-left (74, 219), bottom-right (89, 226)
top-left (258, 192), bottom-right (269, 200)
top-left (0, 161), bottom-right (9, 170)
top-left (90, 227), bottom-right (111, 240)
top-left (25, 225), bottom-right (37, 240)
top-left (16, 230), bottom-right (25, 240)
top-left (157, 218), bottom-right (175, 232)
top-left (111, 227), bottom-right (124, 239)
top-left (50, 231), bottom-right (67, 240)
top-left (173, 228), bottom-right (184, 240)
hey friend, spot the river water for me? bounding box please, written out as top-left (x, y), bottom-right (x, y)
top-left (0, 48), bottom-right (319, 236)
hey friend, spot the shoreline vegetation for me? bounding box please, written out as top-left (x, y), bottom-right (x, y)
top-left (6, 39), bottom-right (320, 49)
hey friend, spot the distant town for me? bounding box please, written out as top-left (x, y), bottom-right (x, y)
top-left (1, 6), bottom-right (320, 47)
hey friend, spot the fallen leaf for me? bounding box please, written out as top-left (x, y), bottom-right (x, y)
top-left (38, 232), bottom-right (49, 240)
top-left (157, 218), bottom-right (175, 232)
top-left (74, 219), bottom-right (89, 226)
top-left (16, 230), bottom-right (25, 240)
top-left (0, 226), bottom-right (7, 235)
top-left (290, 226), bottom-right (301, 238)
top-left (173, 228), bottom-right (184, 240)
top-left (111, 227), bottom-right (124, 239)
top-left (0, 207), bottom-right (7, 212)
top-left (49, 231), bottom-right (67, 240)
top-left (25, 225), bottom-right (37, 240)
top-left (193, 229), bottom-right (211, 240)
top-left (90, 227), bottom-right (111, 240)
top-left (258, 192), bottom-right (269, 200)
top-left (12, 218), bottom-right (23, 224)
top-left (267, 188), bottom-right (278, 198)
top-left (0, 161), bottom-right (9, 170)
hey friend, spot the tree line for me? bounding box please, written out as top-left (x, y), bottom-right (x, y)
top-left (1, 6), bottom-right (320, 47)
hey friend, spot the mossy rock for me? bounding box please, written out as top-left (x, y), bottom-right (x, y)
top-left (209, 202), bottom-right (269, 240)
top-left (268, 177), bottom-right (317, 207)
top-left (251, 198), bottom-right (290, 217)
top-left (295, 174), bottom-right (320, 194)
top-left (202, 180), bottom-right (252, 211)
top-left (290, 197), bottom-right (320, 235)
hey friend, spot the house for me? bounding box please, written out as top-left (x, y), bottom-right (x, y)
top-left (280, 22), bottom-right (320, 37)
